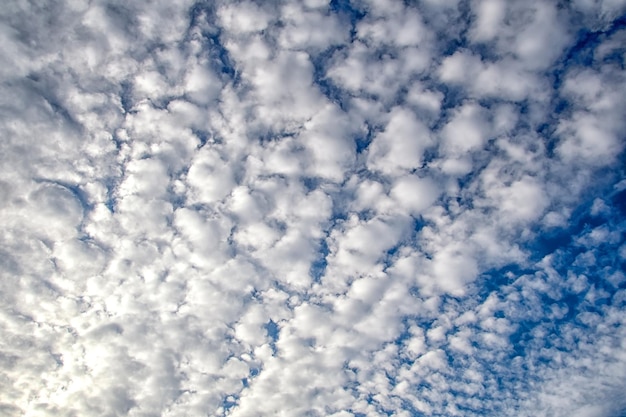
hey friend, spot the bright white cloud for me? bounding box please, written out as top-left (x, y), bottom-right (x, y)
top-left (367, 107), bottom-right (434, 175)
top-left (1, 1), bottom-right (625, 417)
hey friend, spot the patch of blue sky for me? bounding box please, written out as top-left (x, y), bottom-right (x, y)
top-left (311, 46), bottom-right (350, 106)
top-left (264, 319), bottom-right (280, 344)
top-left (220, 395), bottom-right (239, 415)
top-left (201, 30), bottom-right (238, 80)
top-left (185, 3), bottom-right (238, 82)
top-left (330, 0), bottom-right (367, 38)
top-left (309, 238), bottom-right (330, 282)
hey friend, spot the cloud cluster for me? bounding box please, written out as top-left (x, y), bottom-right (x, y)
top-left (1, 0), bottom-right (625, 416)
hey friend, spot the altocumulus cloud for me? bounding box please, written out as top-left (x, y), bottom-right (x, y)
top-left (1, 0), bottom-right (626, 416)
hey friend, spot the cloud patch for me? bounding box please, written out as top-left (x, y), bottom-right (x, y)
top-left (1, 1), bottom-right (625, 417)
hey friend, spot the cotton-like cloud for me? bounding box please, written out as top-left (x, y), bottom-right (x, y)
top-left (1, 1), bottom-right (625, 416)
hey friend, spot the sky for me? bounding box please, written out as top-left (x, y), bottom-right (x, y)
top-left (1, 0), bottom-right (626, 416)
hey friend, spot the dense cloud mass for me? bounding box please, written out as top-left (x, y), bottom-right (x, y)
top-left (1, 1), bottom-right (626, 416)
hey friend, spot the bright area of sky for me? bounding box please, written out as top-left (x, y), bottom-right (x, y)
top-left (1, 0), bottom-right (626, 416)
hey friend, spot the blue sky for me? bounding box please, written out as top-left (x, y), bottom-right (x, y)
top-left (1, 1), bottom-right (626, 416)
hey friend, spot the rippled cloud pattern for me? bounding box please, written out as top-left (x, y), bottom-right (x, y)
top-left (1, 1), bottom-right (626, 416)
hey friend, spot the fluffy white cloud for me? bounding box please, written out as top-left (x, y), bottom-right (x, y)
top-left (367, 107), bottom-right (434, 175)
top-left (1, 1), bottom-right (625, 416)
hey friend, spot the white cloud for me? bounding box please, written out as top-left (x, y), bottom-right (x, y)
top-left (430, 245), bottom-right (479, 296)
top-left (186, 148), bottom-right (236, 204)
top-left (441, 102), bottom-right (491, 155)
top-left (557, 112), bottom-right (621, 164)
top-left (300, 103), bottom-right (356, 182)
top-left (493, 176), bottom-right (549, 222)
top-left (367, 107), bottom-right (433, 175)
top-left (439, 50), bottom-right (544, 101)
top-left (218, 2), bottom-right (273, 35)
top-left (390, 175), bottom-right (440, 215)
top-left (470, 0), bottom-right (506, 42)
top-left (279, 3), bottom-right (349, 51)
top-left (1, 1), bottom-right (625, 417)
